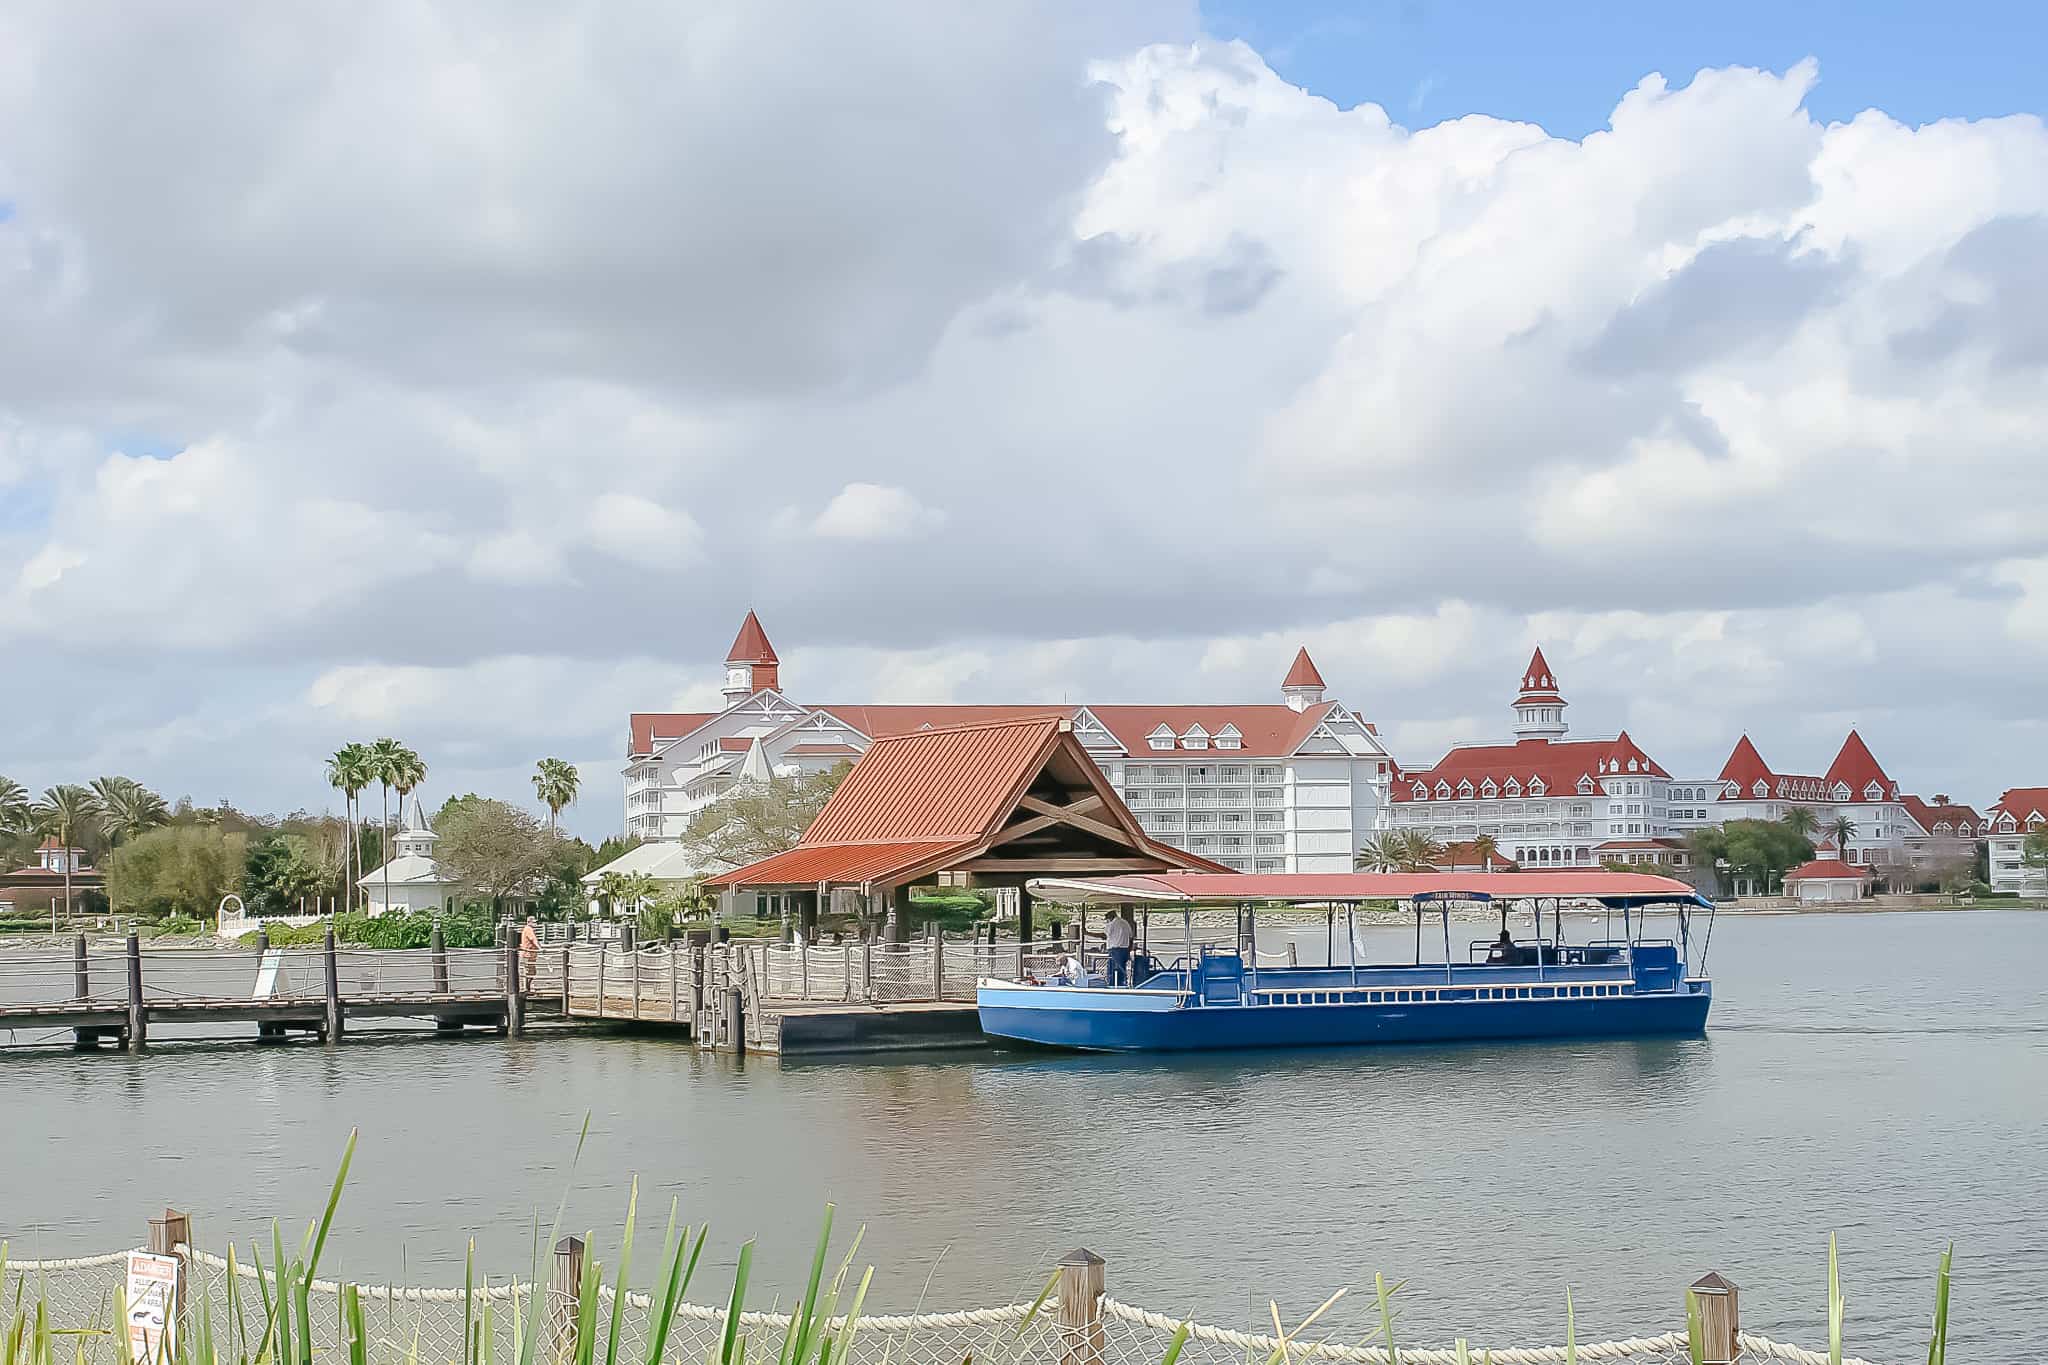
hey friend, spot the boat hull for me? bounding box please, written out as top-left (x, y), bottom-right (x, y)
top-left (976, 982), bottom-right (1711, 1053)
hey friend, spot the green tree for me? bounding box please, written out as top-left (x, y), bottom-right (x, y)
top-left (1721, 817), bottom-right (1814, 895)
top-left (327, 742), bottom-right (375, 912)
top-left (91, 776), bottom-right (170, 848)
top-left (2024, 829), bottom-right (2048, 890)
top-left (1822, 814), bottom-right (1858, 857)
top-left (30, 784), bottom-right (101, 928)
top-left (107, 824), bottom-right (249, 919)
top-left (682, 763), bottom-right (851, 870)
top-left (531, 757), bottom-right (581, 829)
top-left (1685, 826), bottom-right (1732, 897)
top-left (0, 776), bottom-right (29, 870)
top-left (592, 833), bottom-right (643, 867)
top-left (435, 797), bottom-right (559, 917)
top-left (1780, 806), bottom-right (1820, 839)
top-left (1395, 829), bottom-right (1446, 872)
top-left (244, 833), bottom-right (341, 917)
top-left (1469, 833), bottom-right (1502, 871)
top-left (1354, 832), bottom-right (1402, 872)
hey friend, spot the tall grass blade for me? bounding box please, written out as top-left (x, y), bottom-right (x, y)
top-left (573, 1256), bottom-right (603, 1365)
top-left (1161, 1321), bottom-right (1191, 1365)
top-left (1828, 1234), bottom-right (1844, 1365)
top-left (1925, 1243), bottom-right (1951, 1365)
top-left (1014, 1269), bottom-right (1061, 1342)
top-left (519, 1113), bottom-right (594, 1365)
top-left (1374, 1273), bottom-right (1398, 1365)
top-left (645, 1209), bottom-right (705, 1365)
top-left (467, 1241), bottom-right (478, 1365)
top-left (604, 1183), bottom-right (639, 1365)
top-left (716, 1244), bottom-right (753, 1365)
top-left (1563, 1287), bottom-right (1575, 1365)
top-left (1452, 1341), bottom-right (1470, 1365)
top-left (782, 1207), bottom-right (835, 1365)
top-left (1684, 1289), bottom-right (1704, 1365)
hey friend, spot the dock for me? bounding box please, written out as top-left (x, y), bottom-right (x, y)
top-left (0, 933), bottom-right (558, 1049)
top-left (557, 937), bottom-right (1054, 1055)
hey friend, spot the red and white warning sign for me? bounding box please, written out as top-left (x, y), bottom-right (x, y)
top-left (125, 1251), bottom-right (179, 1363)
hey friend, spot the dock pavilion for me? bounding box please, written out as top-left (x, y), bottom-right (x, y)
top-left (704, 715), bottom-right (1225, 940)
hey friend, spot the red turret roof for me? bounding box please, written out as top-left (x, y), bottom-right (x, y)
top-left (1716, 735), bottom-right (1774, 795)
top-left (1282, 647), bottom-right (1325, 690)
top-left (726, 611), bottom-right (779, 666)
top-left (1823, 729), bottom-right (1895, 801)
top-left (1518, 647), bottom-right (1559, 695)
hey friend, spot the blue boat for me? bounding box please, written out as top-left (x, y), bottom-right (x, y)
top-left (976, 871), bottom-right (1716, 1052)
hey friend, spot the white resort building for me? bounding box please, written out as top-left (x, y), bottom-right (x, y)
top-left (1387, 649), bottom-right (1707, 878)
top-left (356, 797), bottom-right (464, 915)
top-left (618, 614), bottom-right (1396, 878)
top-left (1986, 787), bottom-right (2048, 894)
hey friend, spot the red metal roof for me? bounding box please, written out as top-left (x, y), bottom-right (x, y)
top-left (1822, 729), bottom-right (1896, 801)
top-left (1394, 731), bottom-right (1667, 802)
top-left (1988, 787), bottom-right (2048, 827)
top-left (628, 711), bottom-right (716, 757)
top-left (1518, 647), bottom-right (1563, 698)
top-left (808, 705), bottom-right (1071, 737)
top-left (1084, 702), bottom-right (1339, 758)
top-left (1784, 858), bottom-right (1871, 882)
top-left (1282, 647), bottom-right (1325, 690)
top-left (1028, 870), bottom-right (1709, 905)
top-left (726, 610), bottom-right (779, 665)
top-left (707, 717), bottom-right (1225, 891)
top-left (783, 743), bottom-right (863, 758)
top-left (1899, 795), bottom-right (1981, 834)
top-left (717, 737), bottom-right (756, 752)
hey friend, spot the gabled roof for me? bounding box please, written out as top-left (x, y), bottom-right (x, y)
top-left (1282, 648), bottom-right (1325, 690)
top-left (1784, 857), bottom-right (1872, 883)
top-left (1716, 735), bottom-right (1773, 792)
top-left (1823, 729), bottom-right (1896, 802)
top-left (707, 717), bottom-right (1225, 892)
top-left (1393, 732), bottom-right (1667, 802)
top-left (1899, 795), bottom-right (1982, 835)
top-left (1988, 787), bottom-right (2048, 828)
top-left (726, 610), bottom-right (779, 666)
top-left (628, 711), bottom-right (717, 757)
top-left (1086, 703), bottom-right (1345, 758)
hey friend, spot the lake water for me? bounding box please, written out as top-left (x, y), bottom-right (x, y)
top-left (2, 910), bottom-right (2041, 1362)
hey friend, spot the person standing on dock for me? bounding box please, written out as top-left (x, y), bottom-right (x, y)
top-left (520, 915), bottom-right (541, 992)
top-left (1103, 909), bottom-right (1135, 987)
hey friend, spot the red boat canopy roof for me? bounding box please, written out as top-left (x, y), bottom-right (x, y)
top-left (1026, 870), bottom-right (1711, 909)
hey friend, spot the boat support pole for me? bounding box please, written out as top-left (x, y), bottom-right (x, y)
top-left (1442, 904), bottom-right (1454, 985)
top-left (1346, 903), bottom-right (1358, 987)
top-left (1182, 903), bottom-right (1195, 1000)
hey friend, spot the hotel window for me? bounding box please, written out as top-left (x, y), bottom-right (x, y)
top-left (1186, 766), bottom-right (1215, 783)
top-left (1148, 732), bottom-right (1174, 750)
top-left (1255, 765), bottom-right (1283, 782)
top-left (1220, 765), bottom-right (1249, 783)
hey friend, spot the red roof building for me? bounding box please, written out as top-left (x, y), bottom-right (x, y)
top-left (1783, 843), bottom-right (1874, 903)
top-left (617, 618), bottom-right (1394, 879)
top-left (1986, 787), bottom-right (2048, 894)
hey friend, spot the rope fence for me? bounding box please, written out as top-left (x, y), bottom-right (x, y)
top-left (0, 1242), bottom-right (1893, 1365)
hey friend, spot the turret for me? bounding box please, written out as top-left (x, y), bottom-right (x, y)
top-left (722, 610), bottom-right (781, 704)
top-left (1281, 647), bottom-right (1326, 712)
top-left (1511, 646), bottom-right (1568, 741)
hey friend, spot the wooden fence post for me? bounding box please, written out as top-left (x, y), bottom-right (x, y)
top-left (147, 1208), bottom-right (192, 1346)
top-left (73, 933), bottom-right (89, 1000)
top-left (1056, 1249), bottom-right (1105, 1365)
top-left (126, 932), bottom-right (146, 1052)
top-left (504, 940), bottom-right (525, 1037)
top-left (562, 943), bottom-right (573, 1016)
top-left (549, 1235), bottom-right (586, 1364)
top-left (1690, 1272), bottom-right (1739, 1365)
top-left (596, 945), bottom-right (607, 1018)
top-left (431, 923), bottom-right (449, 995)
top-left (630, 940), bottom-right (641, 1021)
top-left (323, 928), bottom-right (343, 1043)
top-left (670, 944), bottom-right (680, 1022)
top-left (931, 927), bottom-right (944, 1000)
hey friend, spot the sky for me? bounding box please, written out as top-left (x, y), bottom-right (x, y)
top-left (2, 1), bottom-right (2045, 842)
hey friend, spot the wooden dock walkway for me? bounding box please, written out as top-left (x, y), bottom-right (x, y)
top-left (0, 933), bottom-right (559, 1050)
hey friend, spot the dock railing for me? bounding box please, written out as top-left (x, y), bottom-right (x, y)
top-left (3, 1226), bottom-right (1899, 1365)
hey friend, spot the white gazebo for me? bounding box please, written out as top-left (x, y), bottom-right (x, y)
top-left (357, 797), bottom-right (465, 916)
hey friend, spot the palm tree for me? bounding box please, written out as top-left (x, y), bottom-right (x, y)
top-left (30, 784), bottom-right (100, 929)
top-left (0, 775), bottom-right (28, 832)
top-left (1354, 831), bottom-right (1402, 872)
top-left (366, 738), bottom-right (407, 915)
top-left (1469, 833), bottom-right (1501, 872)
top-left (391, 746), bottom-right (427, 827)
top-left (1822, 814), bottom-right (1857, 858)
top-left (327, 743), bottom-right (374, 911)
top-left (532, 758), bottom-right (580, 829)
top-left (91, 777), bottom-right (169, 848)
top-left (1780, 807), bottom-right (1819, 839)
top-left (1398, 829), bottom-right (1446, 872)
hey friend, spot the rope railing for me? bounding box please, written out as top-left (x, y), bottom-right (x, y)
top-left (1, 1247), bottom-right (1897, 1365)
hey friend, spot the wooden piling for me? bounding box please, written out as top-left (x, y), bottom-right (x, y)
top-left (596, 945), bottom-right (607, 1018)
top-left (1056, 1249), bottom-right (1105, 1365)
top-left (562, 943), bottom-right (573, 1016)
top-left (504, 940), bottom-right (525, 1037)
top-left (931, 926), bottom-right (944, 1000)
top-left (125, 932), bottom-right (145, 1052)
top-left (669, 944), bottom-right (681, 1022)
top-left (549, 1235), bottom-right (586, 1363)
top-left (724, 984), bottom-right (744, 1055)
top-left (323, 929), bottom-right (343, 1043)
top-left (73, 933), bottom-right (88, 1000)
top-left (1690, 1272), bottom-right (1740, 1365)
top-left (147, 1208), bottom-right (192, 1342)
top-left (431, 923), bottom-right (449, 995)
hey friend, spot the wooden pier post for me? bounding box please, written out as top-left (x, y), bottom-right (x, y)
top-left (548, 1235), bottom-right (585, 1364)
top-left (147, 1208), bottom-right (192, 1341)
top-left (930, 925), bottom-right (944, 1000)
top-left (256, 929), bottom-right (269, 953)
top-left (596, 945), bottom-right (607, 1019)
top-left (323, 928), bottom-right (343, 1043)
top-left (73, 933), bottom-right (89, 999)
top-left (1689, 1272), bottom-right (1740, 1365)
top-left (724, 985), bottom-right (744, 1055)
top-left (504, 940), bottom-right (525, 1037)
top-left (1056, 1249), bottom-right (1105, 1365)
top-left (670, 943), bottom-right (681, 1021)
top-left (629, 937), bottom-right (641, 1020)
top-left (125, 932), bottom-right (146, 1052)
top-left (431, 922), bottom-right (450, 995)
top-left (562, 942), bottom-right (573, 1016)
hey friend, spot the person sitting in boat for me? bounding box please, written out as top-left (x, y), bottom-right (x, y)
top-left (1488, 926), bottom-right (1516, 963)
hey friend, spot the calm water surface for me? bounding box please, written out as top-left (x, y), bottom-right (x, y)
top-left (2, 911), bottom-right (2042, 1362)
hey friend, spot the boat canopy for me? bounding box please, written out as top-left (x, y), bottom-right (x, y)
top-left (1025, 870), bottom-right (1712, 911)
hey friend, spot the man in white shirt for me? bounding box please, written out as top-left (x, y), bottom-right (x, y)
top-left (1103, 909), bottom-right (1136, 986)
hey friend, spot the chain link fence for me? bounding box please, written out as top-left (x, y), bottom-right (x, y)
top-left (3, 1246), bottom-right (1887, 1365)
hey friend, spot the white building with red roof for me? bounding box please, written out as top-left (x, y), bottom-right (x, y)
top-left (1386, 649), bottom-right (1710, 878)
top-left (621, 616), bottom-right (1395, 875)
top-left (1985, 787), bottom-right (2048, 894)
top-left (1710, 730), bottom-right (1920, 878)
top-left (1781, 843), bottom-right (1875, 904)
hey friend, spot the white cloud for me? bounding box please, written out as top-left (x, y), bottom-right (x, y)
top-left (0, 7), bottom-right (2045, 823)
top-left (811, 483), bottom-right (947, 541)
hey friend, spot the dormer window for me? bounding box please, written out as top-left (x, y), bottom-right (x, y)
top-left (1504, 778), bottom-right (1522, 797)
top-left (1480, 779), bottom-right (1498, 799)
top-left (1753, 779), bottom-right (1769, 798)
top-left (2030, 813), bottom-right (2047, 829)
top-left (1412, 781), bottom-right (1428, 800)
top-left (1180, 723), bottom-right (1209, 751)
top-left (1833, 782), bottom-right (1852, 801)
top-left (1864, 781), bottom-right (1883, 800)
top-left (1455, 779), bottom-right (1473, 798)
top-left (1147, 724), bottom-right (1175, 751)
top-left (1435, 780), bottom-right (1453, 799)
top-left (1213, 723), bottom-right (1242, 751)
top-left (1529, 778), bottom-right (1546, 796)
